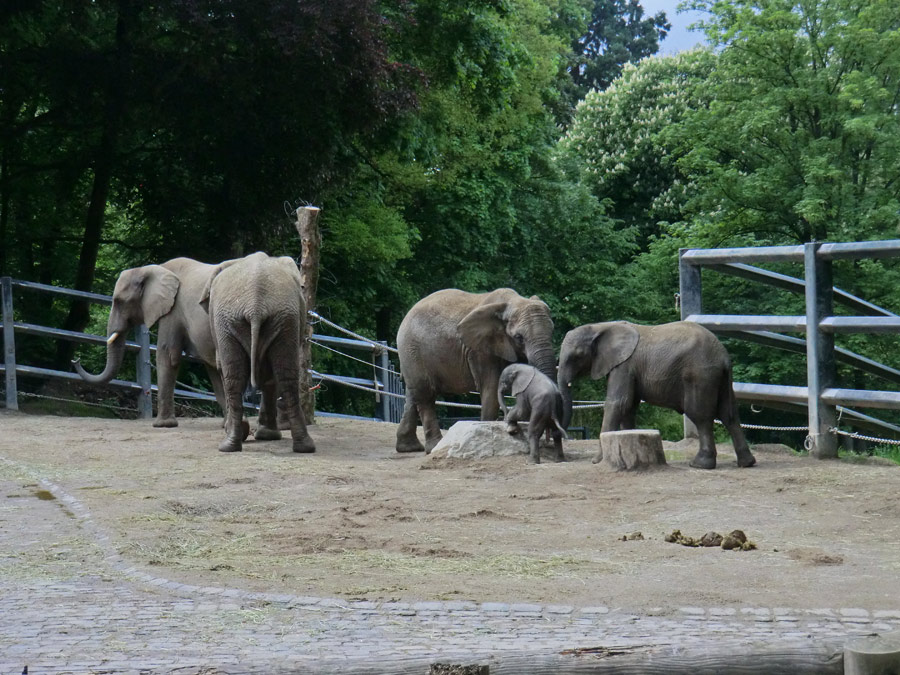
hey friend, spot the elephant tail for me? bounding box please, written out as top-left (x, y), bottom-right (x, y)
top-left (717, 364), bottom-right (739, 424)
top-left (249, 316), bottom-right (263, 390)
top-left (553, 417), bottom-right (569, 440)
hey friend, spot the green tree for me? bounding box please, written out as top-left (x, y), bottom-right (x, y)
top-left (680, 0), bottom-right (900, 244)
top-left (561, 49), bottom-right (715, 249)
top-left (0, 0), bottom-right (418, 370)
top-left (566, 0), bottom-right (671, 109)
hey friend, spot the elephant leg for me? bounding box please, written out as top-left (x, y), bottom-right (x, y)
top-left (396, 390), bottom-right (425, 453)
top-left (269, 339), bottom-right (314, 453)
top-left (218, 336), bottom-right (249, 453)
top-left (689, 417), bottom-right (718, 469)
top-left (479, 380), bottom-right (501, 421)
top-left (593, 401), bottom-right (632, 464)
top-left (207, 365), bottom-right (249, 440)
top-left (419, 402), bottom-right (443, 454)
top-left (276, 393), bottom-right (292, 431)
top-left (594, 372), bottom-right (637, 463)
top-left (505, 404), bottom-right (523, 435)
top-left (153, 338), bottom-right (183, 428)
top-left (552, 429), bottom-right (565, 462)
top-left (205, 365), bottom-right (227, 428)
top-left (255, 381), bottom-right (282, 441)
top-left (526, 429), bottom-right (541, 464)
top-left (721, 404), bottom-right (756, 468)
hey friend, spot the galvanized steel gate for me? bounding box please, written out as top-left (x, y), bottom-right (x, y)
top-left (680, 239), bottom-right (900, 456)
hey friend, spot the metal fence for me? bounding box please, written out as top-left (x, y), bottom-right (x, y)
top-left (679, 239), bottom-right (900, 457)
top-left (0, 277), bottom-right (404, 423)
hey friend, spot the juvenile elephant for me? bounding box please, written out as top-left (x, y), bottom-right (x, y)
top-left (557, 321), bottom-right (756, 470)
top-left (202, 251), bottom-right (315, 454)
top-left (396, 288), bottom-right (556, 454)
top-left (498, 363), bottom-right (567, 464)
top-left (72, 257), bottom-right (276, 439)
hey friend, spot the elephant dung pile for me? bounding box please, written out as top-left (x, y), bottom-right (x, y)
top-left (665, 529), bottom-right (757, 551)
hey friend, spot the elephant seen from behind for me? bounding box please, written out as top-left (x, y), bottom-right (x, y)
top-left (202, 251), bottom-right (315, 454)
top-left (72, 256), bottom-right (278, 440)
top-left (396, 288), bottom-right (556, 454)
top-left (557, 321), bottom-right (755, 470)
top-left (498, 363), bottom-right (567, 464)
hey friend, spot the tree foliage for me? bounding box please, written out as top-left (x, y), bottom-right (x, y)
top-left (680, 0), bottom-right (900, 244)
top-left (569, 0), bottom-right (671, 99)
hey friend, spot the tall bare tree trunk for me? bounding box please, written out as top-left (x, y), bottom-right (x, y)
top-left (295, 206), bottom-right (321, 424)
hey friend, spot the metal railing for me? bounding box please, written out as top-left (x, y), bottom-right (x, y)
top-left (0, 277), bottom-right (404, 423)
top-left (679, 239), bottom-right (900, 457)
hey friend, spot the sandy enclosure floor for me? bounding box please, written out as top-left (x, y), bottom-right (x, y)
top-left (2, 410), bottom-right (900, 615)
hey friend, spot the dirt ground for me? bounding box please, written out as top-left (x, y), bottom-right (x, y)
top-left (3, 409), bottom-right (900, 615)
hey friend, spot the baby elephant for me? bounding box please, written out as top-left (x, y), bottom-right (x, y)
top-left (498, 363), bottom-right (567, 464)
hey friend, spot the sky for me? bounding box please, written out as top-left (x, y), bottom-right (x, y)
top-left (639, 0), bottom-right (708, 54)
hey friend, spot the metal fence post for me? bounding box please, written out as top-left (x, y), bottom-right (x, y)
top-left (2, 277), bottom-right (18, 411)
top-left (679, 249), bottom-right (702, 439)
top-left (136, 324), bottom-right (152, 419)
top-left (376, 342), bottom-right (390, 422)
top-left (805, 242), bottom-right (838, 458)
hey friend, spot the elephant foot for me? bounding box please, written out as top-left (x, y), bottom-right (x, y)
top-left (424, 435), bottom-right (442, 455)
top-left (292, 436), bottom-right (316, 453)
top-left (218, 437), bottom-right (242, 453)
top-left (554, 452), bottom-right (566, 463)
top-left (527, 453), bottom-right (541, 464)
top-left (396, 437), bottom-right (425, 453)
top-left (241, 420), bottom-right (250, 442)
top-left (690, 453), bottom-right (716, 470)
top-left (737, 452), bottom-right (757, 468)
top-left (591, 450), bottom-right (603, 464)
top-left (153, 416), bottom-right (178, 428)
top-left (255, 426), bottom-right (282, 441)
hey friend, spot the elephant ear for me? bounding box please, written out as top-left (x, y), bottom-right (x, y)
top-left (511, 367), bottom-right (537, 397)
top-left (140, 265), bottom-right (180, 328)
top-left (458, 302), bottom-right (518, 362)
top-left (590, 322), bottom-right (640, 379)
top-left (199, 258), bottom-right (241, 309)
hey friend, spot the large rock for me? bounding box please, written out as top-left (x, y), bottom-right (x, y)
top-left (429, 421), bottom-right (529, 459)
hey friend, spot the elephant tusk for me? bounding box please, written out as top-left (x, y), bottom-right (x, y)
top-left (106, 332), bottom-right (120, 345)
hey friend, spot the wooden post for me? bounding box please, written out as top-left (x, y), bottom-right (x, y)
top-left (136, 324), bottom-right (152, 419)
top-left (2, 277), bottom-right (18, 411)
top-left (295, 206), bottom-right (321, 425)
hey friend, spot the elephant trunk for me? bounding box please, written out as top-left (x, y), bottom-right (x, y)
top-left (73, 331), bottom-right (128, 385)
top-left (558, 364), bottom-right (576, 430)
top-left (527, 344), bottom-right (557, 383)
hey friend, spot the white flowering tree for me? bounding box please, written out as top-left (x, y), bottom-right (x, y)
top-left (559, 49), bottom-right (715, 247)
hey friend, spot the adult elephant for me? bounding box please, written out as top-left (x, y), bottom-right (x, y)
top-left (202, 252), bottom-right (315, 454)
top-left (72, 257), bottom-right (278, 440)
top-left (557, 321), bottom-right (756, 470)
top-left (395, 288), bottom-right (556, 454)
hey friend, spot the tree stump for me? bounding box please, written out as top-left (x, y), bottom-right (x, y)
top-left (844, 630), bottom-right (900, 675)
top-left (598, 430), bottom-right (667, 471)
